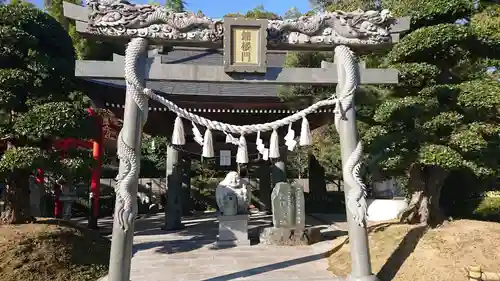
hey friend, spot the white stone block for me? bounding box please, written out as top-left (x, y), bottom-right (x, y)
top-left (366, 198), bottom-right (408, 222)
top-left (216, 215), bottom-right (250, 246)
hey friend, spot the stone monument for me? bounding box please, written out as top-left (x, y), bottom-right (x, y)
top-left (215, 171), bottom-right (251, 246)
top-left (260, 182), bottom-right (321, 245)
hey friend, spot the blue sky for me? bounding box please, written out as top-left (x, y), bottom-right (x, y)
top-left (26, 0), bottom-right (312, 18)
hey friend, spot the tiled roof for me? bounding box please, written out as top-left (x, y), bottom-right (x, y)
top-left (88, 48), bottom-right (288, 97)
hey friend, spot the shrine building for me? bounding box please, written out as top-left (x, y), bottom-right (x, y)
top-left (81, 46), bottom-right (334, 172)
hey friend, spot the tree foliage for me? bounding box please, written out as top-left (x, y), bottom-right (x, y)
top-left (0, 3), bottom-right (75, 98)
top-left (283, 0), bottom-right (500, 226)
top-left (472, 4), bottom-right (500, 43)
top-left (309, 0), bottom-right (376, 12)
top-left (13, 101), bottom-right (97, 141)
top-left (46, 0), bottom-right (122, 60)
top-left (141, 135), bottom-right (168, 172)
top-left (0, 3), bottom-right (98, 223)
top-left (369, 27), bottom-right (500, 179)
top-left (284, 6), bottom-right (302, 19)
top-left (380, 0), bottom-right (473, 30)
top-left (0, 147), bottom-right (47, 176)
top-left (325, 0), bottom-right (376, 12)
top-left (165, 0), bottom-right (186, 12)
top-left (366, 1), bottom-right (499, 226)
top-left (225, 5), bottom-right (281, 20)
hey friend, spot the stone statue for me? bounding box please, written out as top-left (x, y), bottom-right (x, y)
top-left (215, 171), bottom-right (251, 247)
top-left (215, 171), bottom-right (251, 216)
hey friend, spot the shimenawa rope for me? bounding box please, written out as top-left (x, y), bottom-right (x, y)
top-left (115, 37), bottom-right (367, 229)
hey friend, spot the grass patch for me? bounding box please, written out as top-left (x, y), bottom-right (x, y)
top-left (0, 219), bottom-right (110, 281)
top-left (327, 220), bottom-right (500, 281)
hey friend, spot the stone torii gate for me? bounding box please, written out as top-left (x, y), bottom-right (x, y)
top-left (63, 2), bottom-right (409, 281)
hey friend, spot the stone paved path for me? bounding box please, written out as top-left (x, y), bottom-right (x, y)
top-left (93, 213), bottom-right (340, 281)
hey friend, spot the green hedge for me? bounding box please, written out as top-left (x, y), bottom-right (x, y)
top-left (472, 197), bottom-right (500, 222)
top-left (189, 177), bottom-right (219, 212)
top-left (449, 194), bottom-right (500, 222)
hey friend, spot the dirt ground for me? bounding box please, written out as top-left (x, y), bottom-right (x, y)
top-left (327, 219), bottom-right (500, 281)
top-left (0, 219), bottom-right (110, 281)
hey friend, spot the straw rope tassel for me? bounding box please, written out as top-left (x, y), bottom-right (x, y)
top-left (269, 129), bottom-right (280, 159)
top-left (236, 134), bottom-right (249, 164)
top-left (171, 115), bottom-right (185, 145)
top-left (202, 129), bottom-right (214, 158)
top-left (299, 116), bottom-right (312, 146)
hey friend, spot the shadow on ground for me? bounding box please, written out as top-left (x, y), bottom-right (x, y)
top-left (376, 225), bottom-right (427, 281)
top-left (131, 213), bottom-right (271, 256)
top-left (72, 212), bottom-right (350, 261)
top-left (324, 221), bottom-right (428, 281)
top-left (201, 252), bottom-right (328, 281)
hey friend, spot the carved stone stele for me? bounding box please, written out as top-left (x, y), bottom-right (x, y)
top-left (271, 182), bottom-right (305, 229)
top-left (84, 0), bottom-right (396, 46)
top-left (261, 182), bottom-right (319, 246)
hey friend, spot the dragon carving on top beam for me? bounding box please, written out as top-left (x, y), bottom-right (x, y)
top-left (85, 0), bottom-right (396, 46)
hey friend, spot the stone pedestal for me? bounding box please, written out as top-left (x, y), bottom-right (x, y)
top-left (60, 183), bottom-right (77, 220)
top-left (217, 215), bottom-right (250, 247)
top-left (259, 227), bottom-right (322, 246)
top-left (60, 196), bottom-right (77, 220)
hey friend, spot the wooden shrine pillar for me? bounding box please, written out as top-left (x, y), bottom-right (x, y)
top-left (257, 160), bottom-right (271, 212)
top-left (308, 151), bottom-right (327, 193)
top-left (180, 154), bottom-right (191, 216)
top-left (164, 145), bottom-right (184, 230)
